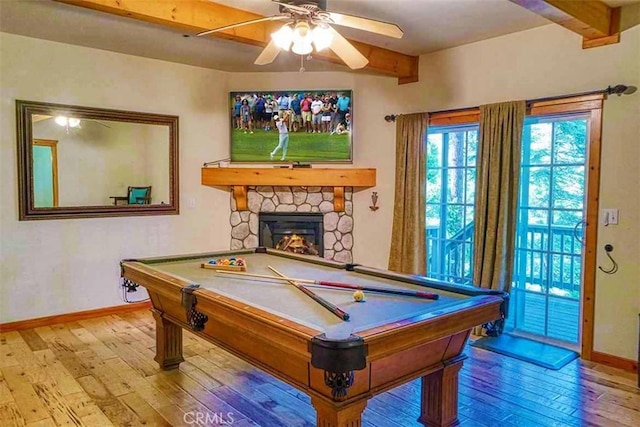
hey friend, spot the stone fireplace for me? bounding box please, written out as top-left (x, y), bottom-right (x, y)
top-left (229, 186), bottom-right (354, 262)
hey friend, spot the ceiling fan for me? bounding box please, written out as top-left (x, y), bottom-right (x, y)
top-left (196, 0), bottom-right (403, 69)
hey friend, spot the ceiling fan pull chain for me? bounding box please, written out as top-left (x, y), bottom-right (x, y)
top-left (300, 54), bottom-right (306, 72)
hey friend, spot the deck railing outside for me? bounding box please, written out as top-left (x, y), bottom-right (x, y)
top-left (427, 222), bottom-right (581, 342)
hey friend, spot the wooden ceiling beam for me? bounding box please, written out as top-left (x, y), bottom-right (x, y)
top-left (509, 0), bottom-right (621, 48)
top-left (54, 0), bottom-right (419, 83)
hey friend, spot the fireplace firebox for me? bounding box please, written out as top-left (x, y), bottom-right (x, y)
top-left (259, 213), bottom-right (324, 256)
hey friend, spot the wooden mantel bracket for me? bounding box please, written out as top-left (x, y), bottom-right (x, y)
top-left (232, 185), bottom-right (248, 210)
top-left (202, 168), bottom-right (376, 212)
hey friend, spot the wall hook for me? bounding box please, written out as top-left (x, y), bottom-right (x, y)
top-left (598, 244), bottom-right (619, 274)
top-left (369, 192), bottom-right (379, 211)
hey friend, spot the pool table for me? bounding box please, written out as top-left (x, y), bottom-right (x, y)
top-left (120, 248), bottom-right (508, 427)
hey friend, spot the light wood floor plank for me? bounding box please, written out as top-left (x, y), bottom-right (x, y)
top-left (2, 366), bottom-right (50, 424)
top-left (0, 401), bottom-right (26, 426)
top-left (30, 382), bottom-right (83, 426)
top-left (0, 370), bottom-right (15, 405)
top-left (31, 350), bottom-right (84, 396)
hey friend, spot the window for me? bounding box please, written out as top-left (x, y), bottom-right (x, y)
top-left (426, 125), bottom-right (478, 284)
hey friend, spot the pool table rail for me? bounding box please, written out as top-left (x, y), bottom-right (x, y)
top-left (121, 260), bottom-right (323, 339)
top-left (361, 294), bottom-right (503, 359)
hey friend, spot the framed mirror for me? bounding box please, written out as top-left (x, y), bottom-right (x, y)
top-left (16, 100), bottom-right (179, 220)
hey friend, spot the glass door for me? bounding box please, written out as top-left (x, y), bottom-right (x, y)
top-left (507, 114), bottom-right (589, 344)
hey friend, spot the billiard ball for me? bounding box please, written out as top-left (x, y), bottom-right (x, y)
top-left (353, 290), bottom-right (365, 302)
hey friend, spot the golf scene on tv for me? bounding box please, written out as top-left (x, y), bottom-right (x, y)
top-left (229, 90), bottom-right (352, 163)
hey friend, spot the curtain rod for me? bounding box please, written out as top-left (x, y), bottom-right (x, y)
top-left (383, 84), bottom-right (637, 122)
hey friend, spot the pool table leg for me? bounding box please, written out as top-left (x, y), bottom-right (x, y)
top-left (311, 396), bottom-right (367, 427)
top-left (152, 309), bottom-right (184, 370)
top-left (418, 358), bottom-right (464, 427)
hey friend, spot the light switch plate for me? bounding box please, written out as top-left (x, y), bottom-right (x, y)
top-left (602, 209), bottom-right (618, 225)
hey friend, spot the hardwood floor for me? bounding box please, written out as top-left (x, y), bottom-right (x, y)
top-left (1, 309), bottom-right (638, 427)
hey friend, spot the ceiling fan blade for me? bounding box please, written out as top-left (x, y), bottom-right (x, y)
top-left (271, 0), bottom-right (312, 14)
top-left (197, 16), bottom-right (287, 37)
top-left (328, 12), bottom-right (403, 38)
top-left (328, 27), bottom-right (368, 69)
top-left (254, 40), bottom-right (281, 65)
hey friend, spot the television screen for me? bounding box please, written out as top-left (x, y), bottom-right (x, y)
top-left (229, 90), bottom-right (352, 163)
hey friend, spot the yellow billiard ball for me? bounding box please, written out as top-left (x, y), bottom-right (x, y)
top-left (353, 290), bottom-right (365, 302)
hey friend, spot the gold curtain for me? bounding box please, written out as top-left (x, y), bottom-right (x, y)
top-left (388, 113), bottom-right (428, 275)
top-left (473, 101), bottom-right (525, 293)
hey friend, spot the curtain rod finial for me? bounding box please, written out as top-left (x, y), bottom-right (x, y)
top-left (606, 84), bottom-right (637, 96)
top-left (384, 114), bottom-right (397, 122)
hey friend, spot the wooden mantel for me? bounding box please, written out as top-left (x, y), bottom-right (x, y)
top-left (202, 167), bottom-right (376, 211)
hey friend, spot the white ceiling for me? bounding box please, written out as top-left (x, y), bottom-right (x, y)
top-left (1, 0), bottom-right (637, 74)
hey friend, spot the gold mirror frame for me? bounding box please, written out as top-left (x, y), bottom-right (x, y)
top-left (16, 100), bottom-right (179, 220)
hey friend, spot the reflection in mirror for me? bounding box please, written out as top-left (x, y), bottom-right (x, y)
top-left (17, 100), bottom-right (179, 220)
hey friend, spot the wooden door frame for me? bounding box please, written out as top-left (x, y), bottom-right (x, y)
top-left (33, 139), bottom-right (59, 207)
top-left (429, 94), bottom-right (604, 359)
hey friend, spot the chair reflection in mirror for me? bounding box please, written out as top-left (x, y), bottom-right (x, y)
top-left (110, 186), bottom-right (152, 206)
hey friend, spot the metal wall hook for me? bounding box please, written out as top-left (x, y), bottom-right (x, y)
top-left (598, 244), bottom-right (619, 274)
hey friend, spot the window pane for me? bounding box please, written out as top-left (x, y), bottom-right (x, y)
top-left (527, 167), bottom-right (550, 208)
top-left (426, 170), bottom-right (441, 203)
top-left (552, 209), bottom-right (582, 227)
top-left (446, 205), bottom-right (464, 238)
top-left (528, 123), bottom-right (552, 165)
top-left (528, 209), bottom-right (549, 226)
top-left (446, 169), bottom-right (465, 204)
top-left (554, 120), bottom-right (587, 164)
top-left (447, 133), bottom-right (465, 168)
top-left (552, 166), bottom-right (584, 210)
top-left (466, 131), bottom-right (478, 167)
top-left (427, 134), bottom-right (443, 168)
top-left (465, 168), bottom-right (476, 205)
top-left (426, 204), bottom-right (440, 226)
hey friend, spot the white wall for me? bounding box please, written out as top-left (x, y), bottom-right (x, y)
top-left (400, 24), bottom-right (640, 360)
top-left (0, 33), bottom-right (232, 321)
top-left (227, 72), bottom-right (402, 268)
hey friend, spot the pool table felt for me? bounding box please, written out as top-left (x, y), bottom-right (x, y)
top-left (146, 253), bottom-right (476, 335)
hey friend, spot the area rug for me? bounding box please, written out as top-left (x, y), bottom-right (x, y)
top-left (470, 334), bottom-right (579, 370)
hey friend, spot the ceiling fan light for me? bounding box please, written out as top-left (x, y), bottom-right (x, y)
top-left (68, 118), bottom-right (81, 128)
top-left (292, 21), bottom-right (313, 45)
top-left (312, 25), bottom-right (333, 51)
top-left (55, 116), bottom-right (68, 126)
top-left (271, 24), bottom-right (293, 51)
top-left (291, 40), bottom-right (313, 55)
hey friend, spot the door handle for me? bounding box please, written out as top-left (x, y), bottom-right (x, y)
top-left (573, 219), bottom-right (586, 247)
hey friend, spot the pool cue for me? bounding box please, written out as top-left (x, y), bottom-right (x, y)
top-left (267, 266), bottom-right (350, 322)
top-left (216, 270), bottom-right (439, 300)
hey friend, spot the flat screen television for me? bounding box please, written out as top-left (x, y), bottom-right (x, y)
top-left (229, 90), bottom-right (352, 163)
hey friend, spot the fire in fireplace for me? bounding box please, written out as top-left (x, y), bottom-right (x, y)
top-left (259, 213), bottom-right (324, 256)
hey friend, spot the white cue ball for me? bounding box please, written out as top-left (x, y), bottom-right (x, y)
top-left (353, 290), bottom-right (365, 302)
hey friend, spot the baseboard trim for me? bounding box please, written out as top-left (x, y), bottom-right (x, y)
top-left (591, 351), bottom-right (638, 373)
top-left (0, 301), bottom-right (152, 332)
